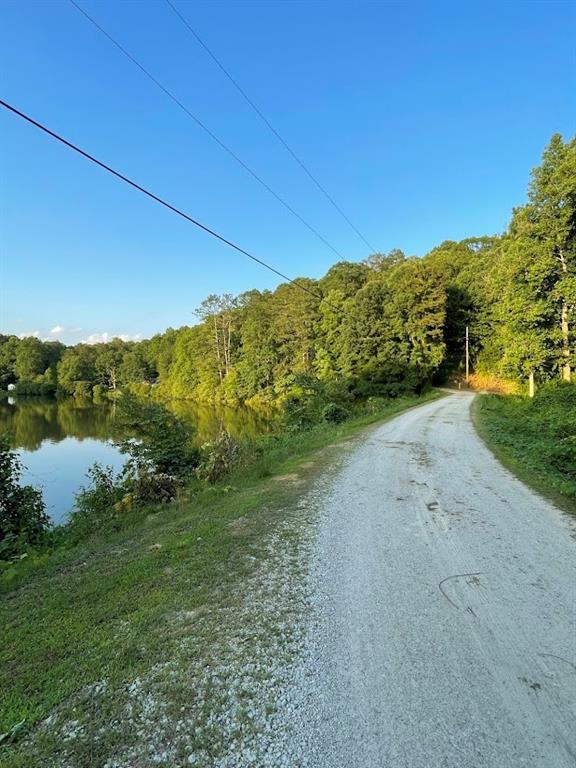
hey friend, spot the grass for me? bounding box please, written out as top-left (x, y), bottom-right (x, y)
top-left (472, 384), bottom-right (576, 516)
top-left (0, 390), bottom-right (442, 767)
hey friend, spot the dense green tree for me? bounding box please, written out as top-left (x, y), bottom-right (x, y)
top-left (270, 280), bottom-right (321, 394)
top-left (14, 337), bottom-right (46, 382)
top-left (423, 237), bottom-right (499, 375)
top-left (364, 248), bottom-right (406, 273)
top-left (119, 346), bottom-right (152, 385)
top-left (235, 291), bottom-right (278, 401)
top-left (0, 335), bottom-right (19, 387)
top-left (484, 135), bottom-right (575, 386)
top-left (0, 435), bottom-right (49, 557)
top-left (95, 340), bottom-right (126, 391)
top-left (319, 261), bottom-right (370, 296)
top-left (2, 132), bottom-right (572, 402)
top-left (57, 345), bottom-right (97, 395)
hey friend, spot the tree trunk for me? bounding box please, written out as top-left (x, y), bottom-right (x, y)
top-left (213, 316), bottom-right (223, 383)
top-left (561, 300), bottom-right (571, 382)
top-left (528, 371), bottom-right (535, 398)
top-left (558, 249), bottom-right (571, 382)
top-left (226, 318), bottom-right (232, 375)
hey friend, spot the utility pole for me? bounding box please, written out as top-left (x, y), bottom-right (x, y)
top-left (465, 326), bottom-right (470, 385)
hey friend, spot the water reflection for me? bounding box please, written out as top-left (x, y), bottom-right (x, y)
top-left (0, 397), bottom-right (273, 523)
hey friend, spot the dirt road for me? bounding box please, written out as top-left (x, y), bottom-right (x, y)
top-left (280, 393), bottom-right (576, 767)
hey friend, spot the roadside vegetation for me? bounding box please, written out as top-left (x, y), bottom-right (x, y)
top-left (0, 120), bottom-right (574, 767)
top-left (0, 390), bottom-right (440, 766)
top-left (473, 383), bottom-right (576, 513)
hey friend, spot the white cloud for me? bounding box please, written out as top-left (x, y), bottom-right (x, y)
top-left (82, 332), bottom-right (143, 345)
top-left (18, 330), bottom-right (40, 339)
top-left (50, 325), bottom-right (64, 335)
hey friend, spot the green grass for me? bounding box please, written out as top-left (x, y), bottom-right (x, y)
top-left (0, 391), bottom-right (442, 767)
top-left (472, 384), bottom-right (576, 516)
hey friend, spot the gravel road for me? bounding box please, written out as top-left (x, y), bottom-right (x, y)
top-left (278, 393), bottom-right (576, 768)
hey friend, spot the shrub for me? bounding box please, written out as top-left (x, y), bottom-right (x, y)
top-left (467, 373), bottom-right (519, 395)
top-left (92, 384), bottom-right (108, 402)
top-left (124, 381), bottom-right (153, 398)
top-left (133, 471), bottom-right (180, 504)
top-left (74, 381), bottom-right (93, 400)
top-left (322, 379), bottom-right (354, 406)
top-left (13, 380), bottom-right (56, 397)
top-left (321, 402), bottom-right (350, 423)
top-left (197, 432), bottom-right (243, 483)
top-left (378, 383), bottom-right (403, 398)
top-left (0, 435), bottom-right (49, 558)
top-left (124, 459), bottom-right (181, 505)
top-left (549, 436), bottom-right (576, 479)
top-left (281, 395), bottom-right (319, 431)
top-left (69, 463), bottom-right (125, 534)
top-left (115, 393), bottom-right (200, 478)
top-left (364, 396), bottom-right (388, 414)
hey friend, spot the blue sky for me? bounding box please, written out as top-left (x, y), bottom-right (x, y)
top-left (1, 0), bottom-right (575, 345)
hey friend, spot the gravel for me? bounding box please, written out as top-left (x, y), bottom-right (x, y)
top-left (38, 393), bottom-right (576, 767)
top-left (267, 393), bottom-right (576, 767)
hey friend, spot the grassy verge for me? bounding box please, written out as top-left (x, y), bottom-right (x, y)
top-left (472, 387), bottom-right (576, 516)
top-left (0, 390), bottom-right (442, 767)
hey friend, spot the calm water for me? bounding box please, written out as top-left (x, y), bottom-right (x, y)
top-left (0, 397), bottom-right (272, 524)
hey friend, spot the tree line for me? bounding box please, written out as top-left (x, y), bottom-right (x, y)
top-left (1, 133), bottom-right (574, 403)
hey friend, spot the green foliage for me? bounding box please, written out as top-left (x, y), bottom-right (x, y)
top-left (115, 393), bottom-right (200, 478)
top-left (13, 380), bottom-right (55, 397)
top-left (321, 402), bottom-right (350, 423)
top-left (475, 383), bottom-right (576, 505)
top-left (1, 133), bottom-right (573, 405)
top-left (91, 384), bottom-right (107, 402)
top-left (197, 432), bottom-right (246, 483)
top-left (126, 464), bottom-right (181, 505)
top-left (69, 463), bottom-right (125, 537)
top-left (73, 381), bottom-right (93, 400)
top-left (363, 396), bottom-right (389, 414)
top-left (70, 460), bottom-right (181, 540)
top-left (0, 435), bottom-right (49, 558)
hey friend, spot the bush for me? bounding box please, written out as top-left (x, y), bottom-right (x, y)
top-left (322, 379), bottom-right (354, 406)
top-left (124, 459), bottom-right (181, 505)
top-left (13, 380), bottom-right (56, 397)
top-left (378, 382), bottom-right (404, 398)
top-left (197, 432), bottom-right (243, 483)
top-left (364, 396), bottom-right (389, 414)
top-left (116, 393), bottom-right (200, 478)
top-left (92, 384), bottom-right (108, 402)
top-left (321, 402), bottom-right (350, 423)
top-left (281, 395), bottom-right (319, 431)
top-left (69, 463), bottom-right (125, 534)
top-left (0, 435), bottom-right (49, 558)
top-left (74, 381), bottom-right (93, 400)
top-left (133, 471), bottom-right (180, 504)
top-left (549, 436), bottom-right (576, 479)
top-left (477, 383), bottom-right (576, 499)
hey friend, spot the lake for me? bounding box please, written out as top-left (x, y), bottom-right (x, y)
top-left (0, 397), bottom-right (272, 524)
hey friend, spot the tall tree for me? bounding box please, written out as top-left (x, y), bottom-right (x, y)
top-left (490, 135), bottom-right (576, 385)
top-left (195, 294), bottom-right (239, 384)
top-left (14, 337), bottom-right (46, 381)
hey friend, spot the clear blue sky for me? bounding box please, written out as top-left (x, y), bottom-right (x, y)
top-left (1, 0), bottom-right (574, 345)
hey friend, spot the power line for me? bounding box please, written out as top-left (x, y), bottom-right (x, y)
top-left (165, 0), bottom-right (377, 254)
top-left (68, 0), bottom-right (345, 261)
top-left (0, 98), bottom-right (353, 318)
